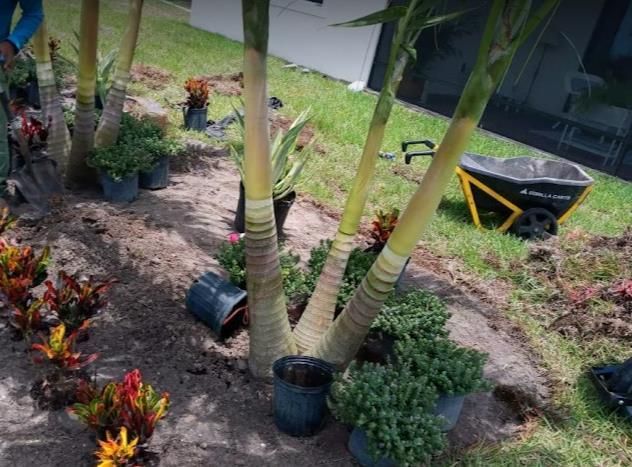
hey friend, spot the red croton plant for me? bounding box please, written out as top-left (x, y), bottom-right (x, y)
top-left (70, 369), bottom-right (170, 445)
top-left (184, 77), bottom-right (210, 109)
top-left (32, 321), bottom-right (99, 370)
top-left (367, 208), bottom-right (400, 252)
top-left (44, 271), bottom-right (116, 332)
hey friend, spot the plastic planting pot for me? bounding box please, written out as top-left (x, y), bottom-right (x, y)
top-left (184, 106), bottom-right (208, 131)
top-left (186, 271), bottom-right (247, 337)
top-left (140, 156), bottom-right (170, 190)
top-left (348, 427), bottom-right (396, 467)
top-left (273, 355), bottom-right (334, 437)
top-left (234, 182), bottom-right (296, 235)
top-left (27, 82), bottom-right (40, 108)
top-left (433, 394), bottom-right (465, 432)
top-left (100, 172), bottom-right (139, 203)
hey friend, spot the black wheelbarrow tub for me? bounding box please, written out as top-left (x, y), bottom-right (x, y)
top-left (459, 154), bottom-right (594, 217)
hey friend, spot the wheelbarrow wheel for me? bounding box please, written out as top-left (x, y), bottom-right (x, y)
top-left (511, 208), bottom-right (558, 240)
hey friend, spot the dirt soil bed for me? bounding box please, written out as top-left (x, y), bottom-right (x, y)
top-left (0, 151), bottom-right (550, 466)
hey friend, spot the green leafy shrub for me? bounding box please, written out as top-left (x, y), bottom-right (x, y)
top-left (304, 240), bottom-right (377, 309)
top-left (395, 336), bottom-right (492, 396)
top-left (9, 54), bottom-right (36, 88)
top-left (330, 362), bottom-right (444, 466)
top-left (88, 143), bottom-right (153, 181)
top-left (371, 290), bottom-right (450, 339)
top-left (118, 113), bottom-right (163, 142)
top-left (215, 238), bottom-right (307, 301)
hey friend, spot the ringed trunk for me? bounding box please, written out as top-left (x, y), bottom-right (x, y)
top-left (310, 0), bottom-right (533, 367)
top-left (32, 20), bottom-right (71, 176)
top-left (95, 0), bottom-right (144, 148)
top-left (67, 0), bottom-right (100, 186)
top-left (293, 30), bottom-right (412, 354)
top-left (242, 0), bottom-right (296, 378)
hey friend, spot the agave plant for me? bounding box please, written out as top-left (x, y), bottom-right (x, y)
top-left (32, 322), bottom-right (99, 370)
top-left (231, 108), bottom-right (312, 200)
top-left (70, 369), bottom-right (170, 444)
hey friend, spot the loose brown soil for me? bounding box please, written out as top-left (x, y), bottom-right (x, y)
top-left (131, 63), bottom-right (174, 90)
top-left (0, 148), bottom-right (551, 466)
top-left (203, 72), bottom-right (244, 97)
top-left (518, 230), bottom-right (632, 340)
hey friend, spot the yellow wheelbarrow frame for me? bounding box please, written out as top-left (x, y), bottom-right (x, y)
top-left (455, 166), bottom-right (593, 233)
top-left (402, 139), bottom-right (594, 234)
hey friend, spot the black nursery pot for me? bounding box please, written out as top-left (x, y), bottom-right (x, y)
top-left (100, 171), bottom-right (139, 203)
top-left (273, 355), bottom-right (335, 437)
top-left (27, 82), bottom-right (40, 108)
top-left (184, 106), bottom-right (208, 131)
top-left (140, 156), bottom-right (170, 190)
top-left (234, 182), bottom-right (296, 235)
top-left (185, 271), bottom-right (248, 337)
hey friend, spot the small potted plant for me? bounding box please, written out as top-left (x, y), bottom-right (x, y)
top-left (395, 336), bottom-right (492, 432)
top-left (183, 77), bottom-right (210, 131)
top-left (231, 109), bottom-right (312, 234)
top-left (330, 362), bottom-right (444, 466)
top-left (89, 143), bottom-right (152, 203)
top-left (138, 137), bottom-right (184, 190)
top-left (360, 290), bottom-right (449, 364)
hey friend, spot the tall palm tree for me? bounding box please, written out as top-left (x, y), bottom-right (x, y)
top-left (293, 1), bottom-right (470, 353)
top-left (310, 0), bottom-right (561, 367)
top-left (32, 20), bottom-right (71, 175)
top-left (66, 0), bottom-right (100, 186)
top-left (95, 0), bottom-right (144, 148)
top-left (241, 0), bottom-right (296, 377)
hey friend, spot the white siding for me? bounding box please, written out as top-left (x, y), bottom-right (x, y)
top-left (189, 0), bottom-right (388, 83)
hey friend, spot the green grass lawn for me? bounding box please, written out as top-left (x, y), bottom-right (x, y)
top-left (43, 1), bottom-right (632, 465)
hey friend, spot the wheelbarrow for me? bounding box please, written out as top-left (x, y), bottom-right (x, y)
top-left (402, 140), bottom-right (594, 240)
top-left (590, 357), bottom-right (632, 422)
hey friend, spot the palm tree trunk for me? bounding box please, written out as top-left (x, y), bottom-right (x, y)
top-left (310, 0), bottom-right (534, 367)
top-left (242, 0), bottom-right (296, 378)
top-left (293, 48), bottom-right (410, 353)
top-left (66, 0), bottom-right (99, 186)
top-left (32, 20), bottom-right (71, 176)
top-left (95, 0), bottom-right (144, 148)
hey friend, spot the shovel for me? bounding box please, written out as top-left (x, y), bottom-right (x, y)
top-left (0, 66), bottom-right (63, 214)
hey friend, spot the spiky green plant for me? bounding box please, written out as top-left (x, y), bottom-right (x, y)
top-left (231, 108), bottom-right (312, 200)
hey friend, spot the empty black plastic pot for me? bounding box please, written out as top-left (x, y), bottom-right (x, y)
top-left (186, 271), bottom-right (247, 337)
top-left (273, 355), bottom-right (334, 437)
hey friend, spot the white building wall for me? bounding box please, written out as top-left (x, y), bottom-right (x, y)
top-left (189, 0), bottom-right (388, 83)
